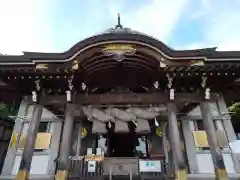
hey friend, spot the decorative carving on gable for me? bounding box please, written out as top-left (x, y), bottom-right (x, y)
top-left (72, 60), bottom-right (79, 70)
top-left (102, 44), bottom-right (136, 62)
top-left (35, 64), bottom-right (48, 70)
top-left (190, 60), bottom-right (204, 66)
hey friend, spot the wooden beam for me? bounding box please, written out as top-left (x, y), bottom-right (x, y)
top-left (223, 91), bottom-right (240, 103)
top-left (178, 102), bottom-right (199, 117)
top-left (41, 92), bottom-right (220, 105)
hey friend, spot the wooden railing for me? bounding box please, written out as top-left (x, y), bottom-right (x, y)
top-left (68, 156), bottom-right (103, 180)
top-left (65, 157), bottom-right (168, 180)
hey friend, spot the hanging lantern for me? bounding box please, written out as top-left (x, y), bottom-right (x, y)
top-left (156, 127), bottom-right (162, 137)
top-left (81, 128), bottom-right (87, 139)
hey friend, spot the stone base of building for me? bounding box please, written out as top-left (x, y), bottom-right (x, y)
top-left (0, 174), bottom-right (240, 180)
top-left (188, 173), bottom-right (240, 180)
top-left (0, 174), bottom-right (54, 180)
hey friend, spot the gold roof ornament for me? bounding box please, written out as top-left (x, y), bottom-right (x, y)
top-left (116, 12), bottom-right (123, 29)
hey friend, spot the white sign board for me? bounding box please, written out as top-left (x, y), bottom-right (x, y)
top-left (88, 161), bottom-right (96, 172)
top-left (229, 140), bottom-right (240, 154)
top-left (139, 160), bottom-right (161, 172)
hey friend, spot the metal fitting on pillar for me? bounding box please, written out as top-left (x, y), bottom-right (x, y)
top-left (66, 90), bottom-right (71, 102)
top-left (32, 91), bottom-right (37, 102)
top-left (81, 82), bottom-right (86, 91)
top-left (153, 81), bottom-right (159, 89)
top-left (170, 88), bottom-right (175, 100)
top-left (32, 79), bottom-right (41, 103)
top-left (205, 88), bottom-right (211, 100)
top-left (201, 75), bottom-right (207, 88)
top-left (66, 76), bottom-right (74, 102)
top-left (68, 76), bottom-right (74, 91)
top-left (201, 76), bottom-right (210, 100)
top-left (166, 73), bottom-right (175, 100)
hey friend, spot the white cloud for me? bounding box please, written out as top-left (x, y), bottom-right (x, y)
top-left (0, 0), bottom-right (54, 55)
top-left (1, 0), bottom-right (239, 54)
top-left (109, 0), bottom-right (189, 41)
top-left (177, 43), bottom-right (208, 50)
top-left (208, 7), bottom-right (240, 51)
top-left (189, 0), bottom-right (240, 50)
top-left (0, 0), bottom-right (189, 54)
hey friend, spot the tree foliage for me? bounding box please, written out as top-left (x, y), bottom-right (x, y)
top-left (0, 102), bottom-right (8, 113)
top-left (0, 102), bottom-right (18, 119)
top-left (228, 102), bottom-right (240, 133)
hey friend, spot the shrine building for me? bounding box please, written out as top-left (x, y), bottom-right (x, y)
top-left (0, 14), bottom-right (240, 180)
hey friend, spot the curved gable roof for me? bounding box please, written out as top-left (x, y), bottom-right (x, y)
top-left (23, 30), bottom-right (217, 60)
top-left (1, 21), bottom-right (240, 63)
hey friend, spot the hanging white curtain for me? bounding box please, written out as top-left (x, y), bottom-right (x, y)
top-left (114, 119), bottom-right (129, 133)
top-left (92, 119), bottom-right (107, 134)
top-left (135, 118), bottom-right (151, 133)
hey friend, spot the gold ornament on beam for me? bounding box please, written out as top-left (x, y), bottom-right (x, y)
top-left (35, 64), bottom-right (48, 69)
top-left (72, 60), bottom-right (79, 70)
top-left (102, 44), bottom-right (136, 62)
top-left (190, 60), bottom-right (204, 66)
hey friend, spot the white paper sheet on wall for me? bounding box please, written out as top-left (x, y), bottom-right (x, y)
top-left (139, 160), bottom-right (161, 172)
top-left (87, 148), bottom-right (93, 155)
top-left (229, 140), bottom-right (240, 153)
top-left (87, 161), bottom-right (96, 172)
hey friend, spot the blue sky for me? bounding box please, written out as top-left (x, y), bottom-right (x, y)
top-left (0, 0), bottom-right (240, 54)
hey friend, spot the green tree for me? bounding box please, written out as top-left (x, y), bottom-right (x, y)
top-left (0, 102), bottom-right (9, 117)
top-left (228, 102), bottom-right (240, 135)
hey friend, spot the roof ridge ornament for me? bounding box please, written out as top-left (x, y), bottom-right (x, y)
top-left (115, 13), bottom-right (123, 29)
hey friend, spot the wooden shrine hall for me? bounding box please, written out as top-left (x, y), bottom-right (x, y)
top-left (1, 14), bottom-right (240, 180)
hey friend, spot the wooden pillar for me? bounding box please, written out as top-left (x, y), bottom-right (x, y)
top-left (76, 122), bottom-right (82, 156)
top-left (200, 101), bottom-right (228, 180)
top-left (15, 104), bottom-right (43, 180)
top-left (167, 102), bottom-right (187, 180)
top-left (92, 134), bottom-right (98, 155)
top-left (55, 103), bottom-right (74, 180)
